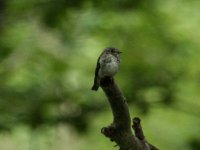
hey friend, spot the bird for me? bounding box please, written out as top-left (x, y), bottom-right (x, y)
top-left (91, 47), bottom-right (122, 91)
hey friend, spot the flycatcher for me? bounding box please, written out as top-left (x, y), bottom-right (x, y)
top-left (91, 47), bottom-right (122, 91)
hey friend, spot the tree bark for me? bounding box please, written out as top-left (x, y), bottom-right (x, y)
top-left (100, 77), bottom-right (158, 150)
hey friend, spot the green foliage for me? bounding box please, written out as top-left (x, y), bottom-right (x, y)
top-left (0, 0), bottom-right (200, 149)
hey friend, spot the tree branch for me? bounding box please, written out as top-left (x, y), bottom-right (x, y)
top-left (100, 77), bottom-right (158, 150)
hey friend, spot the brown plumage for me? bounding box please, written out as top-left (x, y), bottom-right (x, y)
top-left (91, 47), bottom-right (122, 91)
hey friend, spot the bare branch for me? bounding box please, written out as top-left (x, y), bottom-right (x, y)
top-left (99, 77), bottom-right (158, 150)
top-left (132, 117), bottom-right (159, 150)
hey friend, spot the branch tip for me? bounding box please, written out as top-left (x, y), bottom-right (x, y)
top-left (100, 76), bottom-right (114, 87)
top-left (101, 126), bottom-right (116, 138)
top-left (132, 117), bottom-right (145, 141)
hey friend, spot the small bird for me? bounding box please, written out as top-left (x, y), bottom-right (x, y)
top-left (91, 47), bottom-right (122, 91)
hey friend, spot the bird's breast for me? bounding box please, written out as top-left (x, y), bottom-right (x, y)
top-left (99, 61), bottom-right (119, 77)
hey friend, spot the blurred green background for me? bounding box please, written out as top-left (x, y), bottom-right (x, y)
top-left (0, 0), bottom-right (200, 150)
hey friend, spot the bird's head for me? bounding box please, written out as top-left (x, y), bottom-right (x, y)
top-left (104, 47), bottom-right (122, 56)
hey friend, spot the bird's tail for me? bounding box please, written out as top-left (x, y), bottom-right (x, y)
top-left (91, 76), bottom-right (100, 91)
top-left (91, 84), bottom-right (99, 91)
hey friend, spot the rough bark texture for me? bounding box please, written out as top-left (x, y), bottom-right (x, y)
top-left (100, 77), bottom-right (158, 150)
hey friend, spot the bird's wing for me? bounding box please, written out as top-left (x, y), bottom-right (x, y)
top-left (91, 52), bottom-right (103, 91)
top-left (94, 59), bottom-right (100, 78)
top-left (95, 51), bottom-right (104, 76)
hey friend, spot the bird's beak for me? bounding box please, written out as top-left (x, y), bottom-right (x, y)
top-left (118, 51), bottom-right (122, 54)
